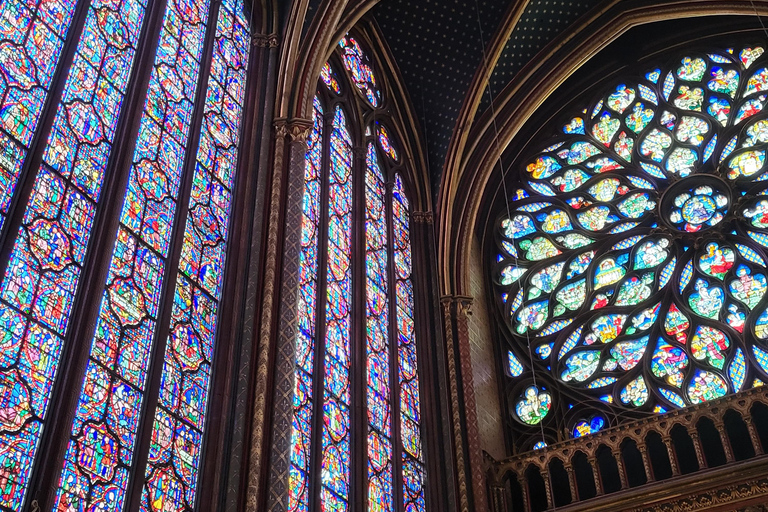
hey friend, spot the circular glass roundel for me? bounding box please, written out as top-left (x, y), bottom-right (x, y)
top-left (662, 175), bottom-right (730, 232)
top-left (494, 45), bottom-right (768, 426)
top-left (682, 195), bottom-right (716, 224)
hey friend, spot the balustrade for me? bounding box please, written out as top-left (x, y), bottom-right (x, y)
top-left (489, 387), bottom-right (768, 511)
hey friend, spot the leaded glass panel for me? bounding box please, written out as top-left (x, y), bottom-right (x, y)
top-left (0, 0), bottom-right (148, 505)
top-left (495, 44), bottom-right (768, 439)
top-left (292, 35), bottom-right (426, 512)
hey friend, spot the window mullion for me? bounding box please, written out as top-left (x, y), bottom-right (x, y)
top-left (351, 140), bottom-right (367, 512)
top-left (308, 105), bottom-right (335, 512)
top-left (121, 0), bottom-right (223, 508)
top-left (0, 0), bottom-right (90, 262)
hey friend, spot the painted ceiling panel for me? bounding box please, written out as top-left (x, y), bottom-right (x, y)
top-left (476, 0), bottom-right (599, 116)
top-left (374, 0), bottom-right (508, 194)
top-left (374, 0), bottom-right (602, 195)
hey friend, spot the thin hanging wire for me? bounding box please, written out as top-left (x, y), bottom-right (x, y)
top-left (750, 0), bottom-right (768, 41)
top-left (471, 0), bottom-right (553, 464)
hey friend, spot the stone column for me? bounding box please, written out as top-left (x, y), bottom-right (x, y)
top-left (441, 297), bottom-right (473, 512)
top-left (488, 481), bottom-right (507, 512)
top-left (745, 415), bottom-right (764, 455)
top-left (690, 431), bottom-right (707, 469)
top-left (520, 475), bottom-right (531, 512)
top-left (714, 419), bottom-right (735, 463)
top-left (613, 449), bottom-right (628, 489)
top-left (564, 462), bottom-right (578, 502)
top-left (254, 118), bottom-right (312, 512)
top-left (441, 295), bottom-right (489, 511)
top-left (638, 444), bottom-right (654, 482)
top-left (542, 467), bottom-right (555, 510)
top-left (663, 435), bottom-right (680, 476)
top-left (588, 456), bottom-right (604, 496)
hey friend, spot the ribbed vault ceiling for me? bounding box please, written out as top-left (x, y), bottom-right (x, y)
top-left (373, 0), bottom-right (602, 195)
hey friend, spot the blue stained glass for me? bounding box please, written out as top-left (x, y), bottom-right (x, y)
top-left (749, 231), bottom-right (768, 249)
top-left (538, 319), bottom-right (573, 337)
top-left (639, 83), bottom-right (658, 103)
top-left (0, 0), bottom-right (80, 231)
top-left (720, 135), bottom-right (738, 163)
top-left (730, 348), bottom-right (747, 392)
top-left (612, 235), bottom-right (642, 250)
top-left (609, 222), bottom-right (639, 233)
top-left (142, 0), bottom-right (250, 508)
top-left (0, 0), bottom-right (149, 506)
top-left (754, 345), bottom-right (768, 373)
top-left (508, 351), bottom-right (523, 376)
top-left (680, 259), bottom-right (694, 292)
top-left (646, 69), bottom-right (661, 83)
top-left (320, 105), bottom-right (354, 510)
top-left (573, 416), bottom-right (605, 437)
top-left (640, 162), bottom-right (666, 179)
top-left (662, 72), bottom-right (675, 100)
top-left (364, 143), bottom-right (393, 512)
top-left (659, 257), bottom-right (676, 289)
top-left (660, 388), bottom-right (686, 408)
top-left (627, 176), bottom-right (654, 189)
top-left (559, 327), bottom-right (581, 360)
top-left (529, 181), bottom-right (556, 196)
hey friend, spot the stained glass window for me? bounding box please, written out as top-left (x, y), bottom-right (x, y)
top-left (0, 0), bottom-right (150, 505)
top-left (141, 0), bottom-right (250, 507)
top-left (339, 35), bottom-right (380, 107)
top-left (0, 0), bottom-right (80, 230)
top-left (289, 37), bottom-right (426, 512)
top-left (494, 44), bottom-right (768, 440)
top-left (365, 143), bottom-right (393, 511)
top-left (0, 0), bottom-right (251, 507)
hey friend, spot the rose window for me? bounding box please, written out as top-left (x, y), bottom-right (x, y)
top-left (494, 45), bottom-right (768, 438)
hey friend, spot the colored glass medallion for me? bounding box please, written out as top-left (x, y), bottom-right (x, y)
top-left (495, 45), bottom-right (768, 424)
top-left (573, 416), bottom-right (605, 437)
top-left (516, 386), bottom-right (552, 425)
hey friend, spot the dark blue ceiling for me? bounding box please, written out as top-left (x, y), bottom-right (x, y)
top-left (373, 0), bottom-right (509, 194)
top-left (373, 0), bottom-right (602, 197)
top-left (475, 0), bottom-right (599, 116)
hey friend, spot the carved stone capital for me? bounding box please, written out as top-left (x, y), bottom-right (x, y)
top-left (457, 296), bottom-right (474, 317)
top-left (273, 119), bottom-right (289, 139)
top-left (412, 210), bottom-right (434, 224)
top-left (273, 118), bottom-right (313, 143)
top-left (440, 295), bottom-right (474, 317)
top-left (252, 33), bottom-right (279, 48)
top-left (288, 120), bottom-right (313, 143)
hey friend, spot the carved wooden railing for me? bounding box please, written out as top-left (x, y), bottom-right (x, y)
top-left (488, 387), bottom-right (768, 511)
